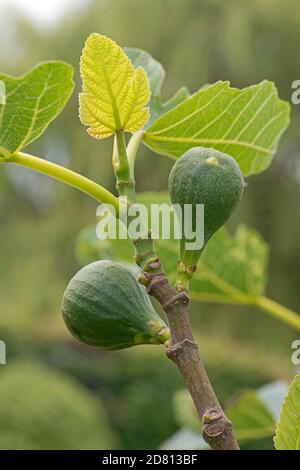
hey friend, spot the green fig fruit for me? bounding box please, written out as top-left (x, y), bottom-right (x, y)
top-left (61, 260), bottom-right (169, 350)
top-left (169, 147), bottom-right (244, 267)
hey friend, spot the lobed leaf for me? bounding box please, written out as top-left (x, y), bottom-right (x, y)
top-left (143, 80), bottom-right (290, 176)
top-left (0, 62), bottom-right (74, 156)
top-left (274, 373), bottom-right (300, 450)
top-left (79, 34), bottom-right (150, 139)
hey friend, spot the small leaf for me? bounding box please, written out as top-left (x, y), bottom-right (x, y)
top-left (143, 80), bottom-right (290, 176)
top-left (79, 34), bottom-right (150, 139)
top-left (125, 47), bottom-right (190, 124)
top-left (274, 374), bottom-right (300, 450)
top-left (226, 391), bottom-right (275, 442)
top-left (0, 62), bottom-right (74, 156)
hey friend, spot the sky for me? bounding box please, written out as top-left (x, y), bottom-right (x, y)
top-left (0, 0), bottom-right (89, 27)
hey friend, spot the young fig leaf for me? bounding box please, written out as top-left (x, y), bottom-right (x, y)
top-left (79, 34), bottom-right (151, 139)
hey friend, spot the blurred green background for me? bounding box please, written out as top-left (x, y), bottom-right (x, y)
top-left (0, 0), bottom-right (300, 449)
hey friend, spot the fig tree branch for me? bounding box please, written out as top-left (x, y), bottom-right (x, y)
top-left (114, 132), bottom-right (240, 451)
top-left (138, 250), bottom-right (239, 450)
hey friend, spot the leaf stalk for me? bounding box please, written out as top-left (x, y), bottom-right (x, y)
top-left (254, 295), bottom-right (300, 332)
top-left (4, 152), bottom-right (119, 212)
top-left (114, 131), bottom-right (136, 201)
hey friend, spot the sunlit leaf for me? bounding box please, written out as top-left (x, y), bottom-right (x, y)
top-left (143, 80), bottom-right (290, 176)
top-left (274, 373), bottom-right (300, 450)
top-left (79, 34), bottom-right (150, 139)
top-left (0, 62), bottom-right (74, 156)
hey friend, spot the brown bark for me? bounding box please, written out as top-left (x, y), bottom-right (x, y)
top-left (141, 269), bottom-right (239, 451)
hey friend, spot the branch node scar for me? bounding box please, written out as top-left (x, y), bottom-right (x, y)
top-left (162, 291), bottom-right (190, 311)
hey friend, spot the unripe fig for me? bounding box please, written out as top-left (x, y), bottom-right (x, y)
top-left (61, 260), bottom-right (169, 350)
top-left (168, 147), bottom-right (244, 267)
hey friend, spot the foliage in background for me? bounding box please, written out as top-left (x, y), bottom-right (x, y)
top-left (0, 361), bottom-right (116, 449)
